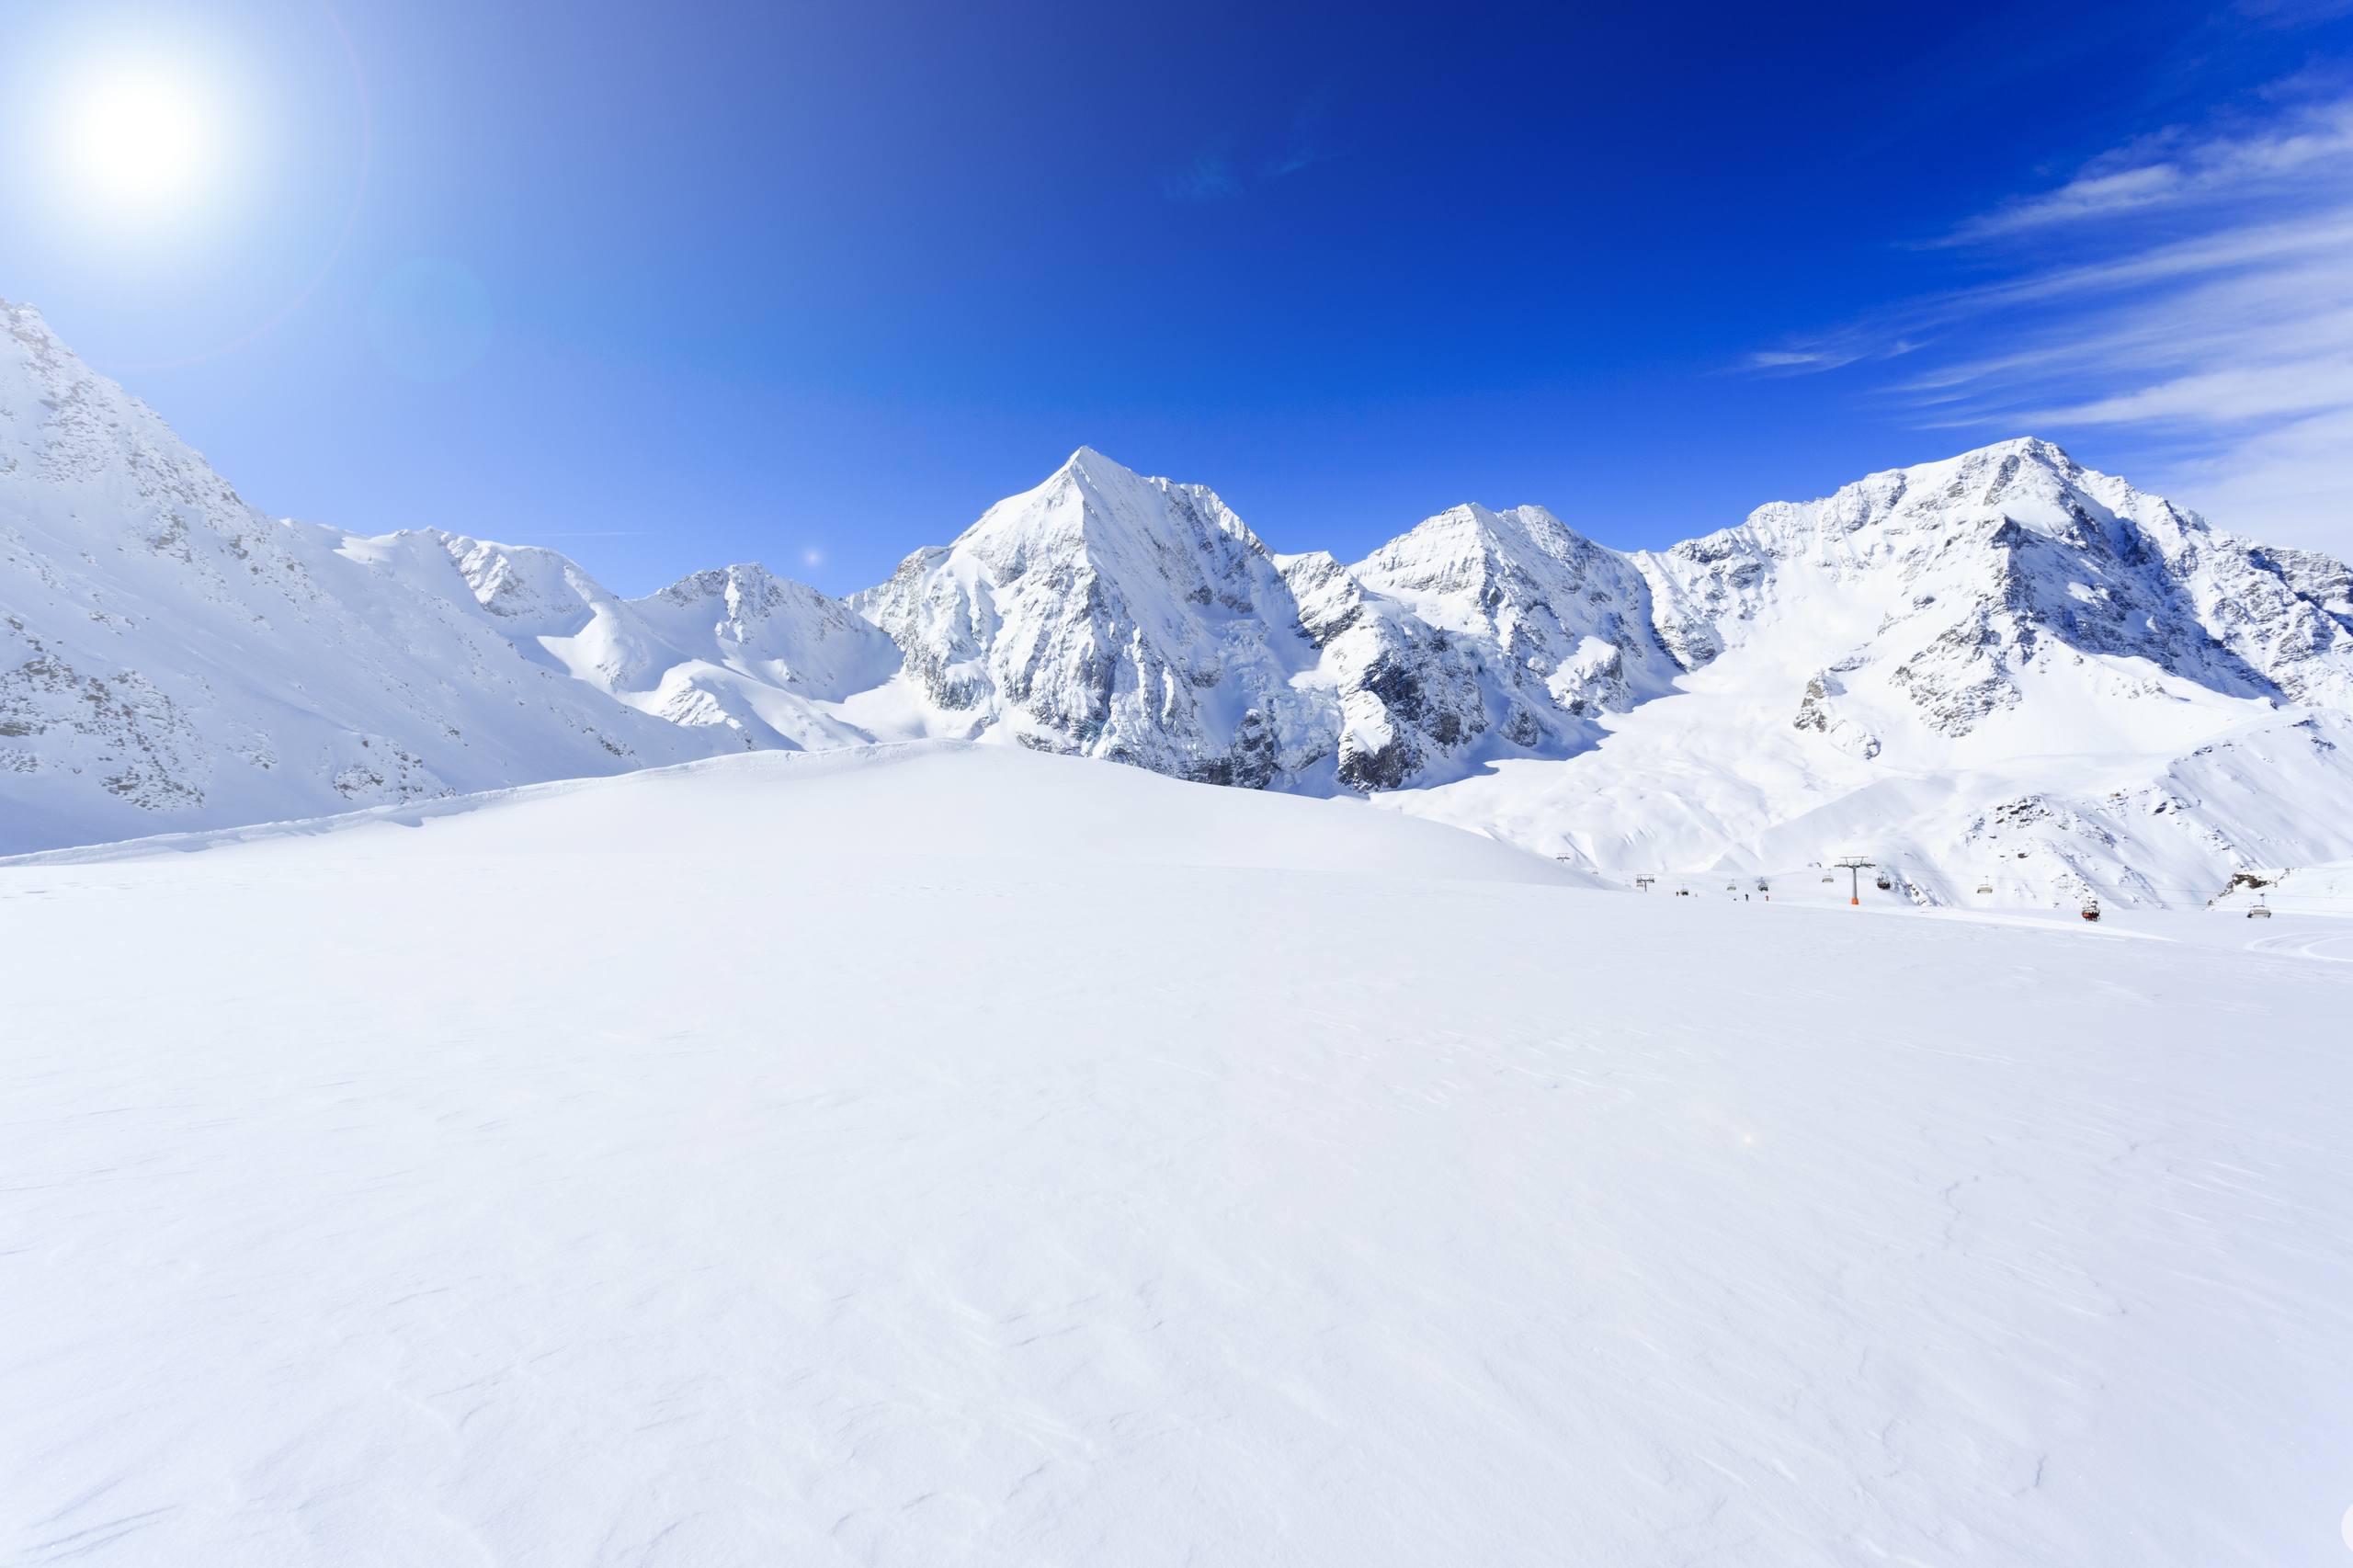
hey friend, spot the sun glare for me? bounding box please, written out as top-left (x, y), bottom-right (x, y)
top-left (60, 62), bottom-right (220, 217)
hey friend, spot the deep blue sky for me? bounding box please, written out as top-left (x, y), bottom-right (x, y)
top-left (6, 0), bottom-right (2350, 594)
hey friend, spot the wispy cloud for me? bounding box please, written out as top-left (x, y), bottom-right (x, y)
top-left (1745, 338), bottom-right (1920, 375)
top-left (1748, 347), bottom-right (1865, 372)
top-left (1261, 86), bottom-right (1336, 180)
top-left (1162, 90), bottom-right (1338, 202)
top-left (1941, 97), bottom-right (2353, 241)
top-left (1749, 80), bottom-right (2353, 553)
top-left (1162, 150), bottom-right (1245, 203)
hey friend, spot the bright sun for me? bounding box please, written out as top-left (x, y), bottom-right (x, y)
top-left (62, 63), bottom-right (221, 215)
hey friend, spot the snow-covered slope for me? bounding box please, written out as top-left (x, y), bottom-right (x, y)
top-left (431, 539), bottom-right (894, 750)
top-left (6, 744), bottom-right (2348, 1565)
top-left (0, 301), bottom-right (891, 848)
top-left (1384, 440), bottom-right (2353, 908)
top-left (8, 298), bottom-right (2353, 904)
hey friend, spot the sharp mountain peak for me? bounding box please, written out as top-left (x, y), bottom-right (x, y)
top-left (6, 310), bottom-right (2351, 911)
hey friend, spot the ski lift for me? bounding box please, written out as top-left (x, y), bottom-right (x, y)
top-left (1975, 879), bottom-right (1994, 895)
top-left (2247, 894), bottom-right (2273, 920)
top-left (2080, 898), bottom-right (2101, 922)
top-left (1820, 873), bottom-right (1834, 883)
top-left (1755, 877), bottom-right (1769, 892)
top-left (1725, 881), bottom-right (1737, 892)
top-left (1873, 872), bottom-right (1893, 892)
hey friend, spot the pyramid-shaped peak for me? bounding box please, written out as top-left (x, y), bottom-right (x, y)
top-left (1052, 444), bottom-right (1154, 488)
top-left (982, 446), bottom-right (1243, 533)
top-left (930, 444), bottom-right (1271, 586)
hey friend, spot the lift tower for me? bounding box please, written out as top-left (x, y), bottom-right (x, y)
top-left (1834, 857), bottom-right (1875, 907)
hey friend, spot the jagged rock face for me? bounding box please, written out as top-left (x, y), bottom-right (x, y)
top-left (0, 613), bottom-right (209, 812)
top-left (1637, 439), bottom-right (2353, 739)
top-left (1792, 663), bottom-right (1881, 759)
top-left (858, 449), bottom-right (1342, 782)
top-left (1355, 503), bottom-right (1682, 724)
top-left (9, 296), bottom-right (2353, 904)
top-left (849, 457), bottom-right (1588, 797)
top-left (1275, 550), bottom-right (1493, 790)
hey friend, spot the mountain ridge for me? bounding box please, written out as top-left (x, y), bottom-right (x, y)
top-left (6, 298), bottom-right (2352, 903)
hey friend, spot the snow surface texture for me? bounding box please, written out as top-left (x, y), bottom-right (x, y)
top-left (6, 298), bottom-right (2353, 906)
top-left (5, 744), bottom-right (2350, 1565)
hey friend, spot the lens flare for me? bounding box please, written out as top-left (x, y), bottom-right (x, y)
top-left (61, 62), bottom-right (220, 216)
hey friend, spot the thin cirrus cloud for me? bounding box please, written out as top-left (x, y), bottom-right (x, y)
top-left (1750, 84), bottom-right (2353, 553)
top-left (1162, 92), bottom-right (1336, 202)
top-left (1161, 150), bottom-right (1245, 203)
top-left (1751, 348), bottom-right (1864, 370)
top-left (1940, 96), bottom-right (2353, 241)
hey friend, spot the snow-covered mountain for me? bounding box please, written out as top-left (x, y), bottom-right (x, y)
top-left (1636, 437), bottom-right (2353, 725)
top-left (7, 298), bottom-right (2353, 906)
top-left (0, 301), bottom-right (904, 849)
top-left (848, 447), bottom-right (1537, 793)
top-left (433, 539), bottom-right (895, 750)
top-left (1356, 500), bottom-right (1684, 725)
top-left (1387, 440), bottom-right (2353, 905)
top-left (852, 447), bottom-right (1336, 787)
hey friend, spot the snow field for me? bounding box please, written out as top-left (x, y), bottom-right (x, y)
top-left (5, 745), bottom-right (2350, 1565)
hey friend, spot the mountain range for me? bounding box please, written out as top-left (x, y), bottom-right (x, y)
top-left (6, 296), bottom-right (2351, 903)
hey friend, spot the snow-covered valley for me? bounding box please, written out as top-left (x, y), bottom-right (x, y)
top-left (5, 744), bottom-right (2349, 1565)
top-left (8, 298), bottom-right (2353, 907)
